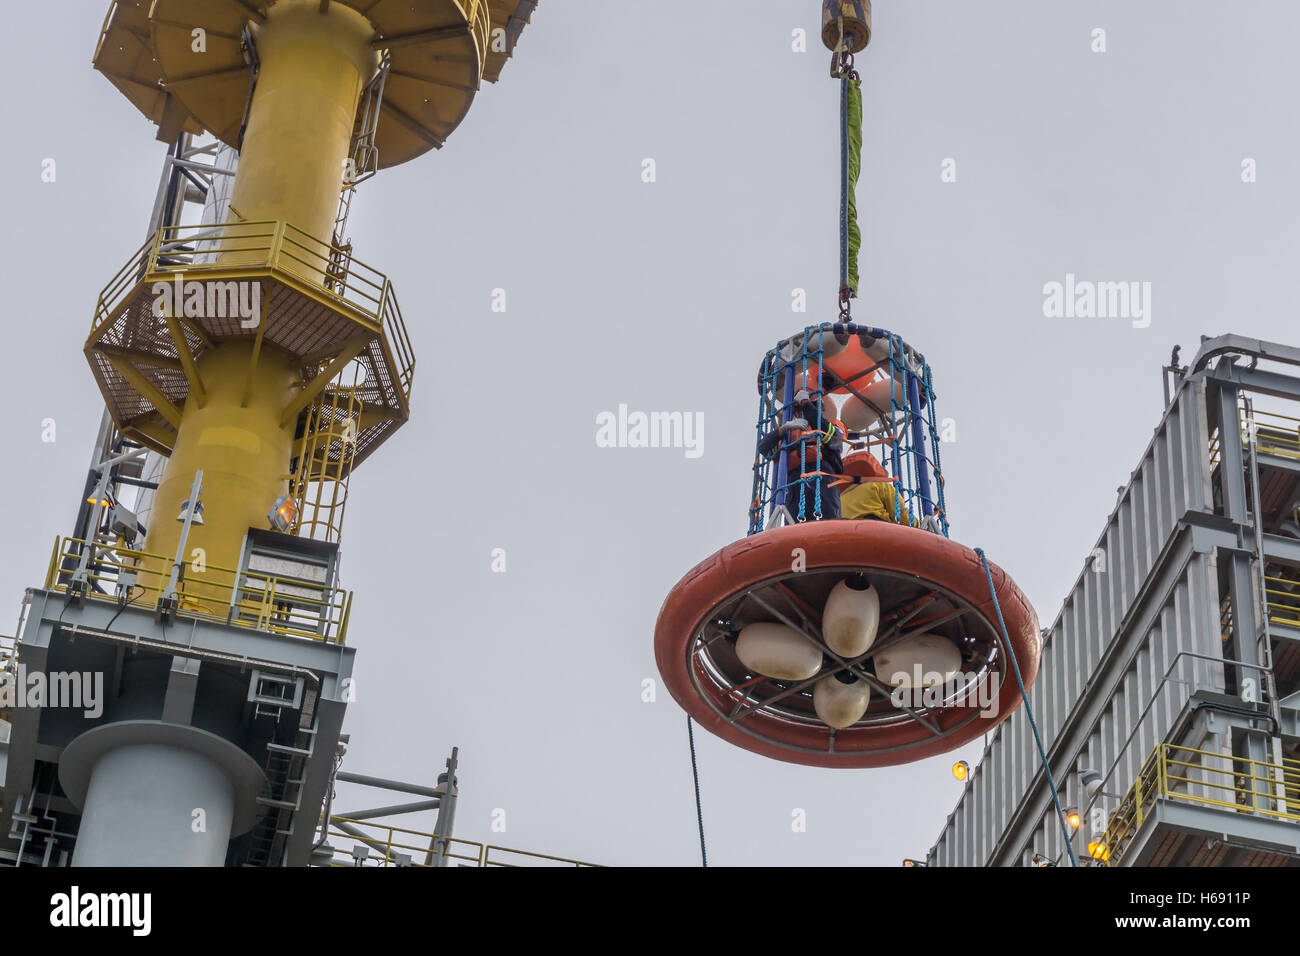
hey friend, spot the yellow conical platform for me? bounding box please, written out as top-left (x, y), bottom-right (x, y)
top-left (92, 0), bottom-right (203, 142)
top-left (94, 0), bottom-right (535, 166)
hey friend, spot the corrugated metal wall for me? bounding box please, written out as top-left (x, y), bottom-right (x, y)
top-left (929, 378), bottom-right (1222, 866)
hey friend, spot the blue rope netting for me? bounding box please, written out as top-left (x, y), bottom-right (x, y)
top-left (750, 324), bottom-right (948, 537)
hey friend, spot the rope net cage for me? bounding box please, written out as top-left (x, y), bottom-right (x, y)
top-left (655, 323), bottom-right (1039, 768)
top-left (750, 323), bottom-right (948, 536)
top-left (655, 3), bottom-right (1040, 771)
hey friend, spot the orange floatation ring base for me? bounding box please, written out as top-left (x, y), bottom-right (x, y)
top-left (654, 521), bottom-right (1040, 768)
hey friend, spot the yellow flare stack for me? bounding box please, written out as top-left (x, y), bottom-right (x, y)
top-left (86, 0), bottom-right (535, 576)
top-left (144, 0), bottom-right (374, 567)
top-left (226, 1), bottom-right (375, 270)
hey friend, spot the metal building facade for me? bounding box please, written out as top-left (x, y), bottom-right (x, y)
top-left (929, 335), bottom-right (1300, 867)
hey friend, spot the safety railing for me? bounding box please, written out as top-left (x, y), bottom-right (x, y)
top-left (463, 0), bottom-right (491, 66)
top-left (324, 817), bottom-right (484, 867)
top-left (482, 845), bottom-right (598, 868)
top-left (322, 817), bottom-right (600, 867)
top-left (1217, 405), bottom-right (1300, 465)
top-left (1246, 407), bottom-right (1300, 462)
top-left (43, 536), bottom-right (350, 645)
top-left (292, 384), bottom-right (363, 544)
top-left (379, 281), bottom-right (416, 394)
top-left (92, 220), bottom-right (414, 395)
top-left (1078, 650), bottom-right (1271, 863)
top-left (750, 323), bottom-right (948, 536)
top-left (1210, 406), bottom-right (1300, 472)
top-left (0, 632), bottom-right (16, 671)
top-left (1090, 743), bottom-right (1300, 866)
top-left (1264, 575), bottom-right (1300, 630)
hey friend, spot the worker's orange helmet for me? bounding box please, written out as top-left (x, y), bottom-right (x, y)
top-left (843, 451), bottom-right (888, 480)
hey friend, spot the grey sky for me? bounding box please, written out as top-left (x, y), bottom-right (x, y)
top-left (4, 0), bottom-right (1300, 865)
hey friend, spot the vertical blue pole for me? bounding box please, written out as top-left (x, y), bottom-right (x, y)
top-left (907, 370), bottom-right (933, 517)
top-left (773, 362), bottom-right (797, 512)
top-left (923, 365), bottom-right (949, 535)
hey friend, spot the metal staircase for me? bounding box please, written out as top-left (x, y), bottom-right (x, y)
top-left (243, 675), bottom-right (319, 867)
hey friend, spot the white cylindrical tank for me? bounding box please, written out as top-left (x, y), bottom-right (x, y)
top-left (841, 373), bottom-right (904, 431)
top-left (873, 633), bottom-right (962, 688)
top-left (735, 622), bottom-right (823, 681)
top-left (72, 743), bottom-right (235, 866)
top-left (813, 672), bottom-right (871, 728)
top-left (821, 578), bottom-right (880, 657)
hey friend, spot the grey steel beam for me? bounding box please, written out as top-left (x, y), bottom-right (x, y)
top-left (1216, 381), bottom-right (1250, 522)
top-left (1263, 533), bottom-right (1300, 568)
top-left (25, 589), bottom-right (354, 681)
top-left (426, 748), bottom-right (458, 867)
top-left (1213, 362), bottom-right (1300, 404)
top-left (160, 656), bottom-right (201, 725)
top-left (1256, 451), bottom-right (1300, 478)
top-left (335, 771), bottom-right (442, 799)
top-left (1127, 800), bottom-right (1300, 865)
top-left (332, 799), bottom-right (441, 821)
top-left (1241, 399), bottom-right (1278, 802)
top-left (1192, 334), bottom-right (1300, 377)
top-left (0, 639), bottom-right (48, 854)
top-left (1280, 703), bottom-right (1300, 737)
top-left (285, 696), bottom-right (347, 867)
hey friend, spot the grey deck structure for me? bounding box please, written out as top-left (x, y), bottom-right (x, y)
top-left (928, 334), bottom-right (1300, 868)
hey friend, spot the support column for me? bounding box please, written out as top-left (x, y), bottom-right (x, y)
top-left (228, 0), bottom-right (377, 267)
top-left (72, 744), bottom-right (235, 867)
top-left (1214, 379), bottom-right (1273, 807)
top-left (142, 344), bottom-right (298, 582)
top-left (143, 0), bottom-right (376, 569)
top-left (60, 721), bottom-right (265, 867)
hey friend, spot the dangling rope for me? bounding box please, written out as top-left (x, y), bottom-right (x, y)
top-left (836, 52), bottom-right (863, 318)
top-left (976, 548), bottom-right (1080, 867)
top-left (686, 716), bottom-right (709, 867)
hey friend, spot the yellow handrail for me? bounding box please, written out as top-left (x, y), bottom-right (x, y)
top-left (91, 219), bottom-right (414, 393)
top-left (43, 536), bottom-right (350, 645)
top-left (323, 816), bottom-right (600, 867)
top-left (1239, 406), bottom-right (1300, 461)
top-left (1091, 742), bottom-right (1300, 866)
top-left (482, 845), bottom-right (598, 868)
top-left (325, 817), bottom-right (484, 867)
top-left (1263, 575), bottom-right (1300, 630)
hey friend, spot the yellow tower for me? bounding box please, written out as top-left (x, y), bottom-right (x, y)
top-left (89, 0), bottom-right (534, 579)
top-left (0, 0), bottom-right (537, 869)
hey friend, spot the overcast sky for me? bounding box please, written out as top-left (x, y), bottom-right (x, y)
top-left (6, 0), bottom-right (1300, 866)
